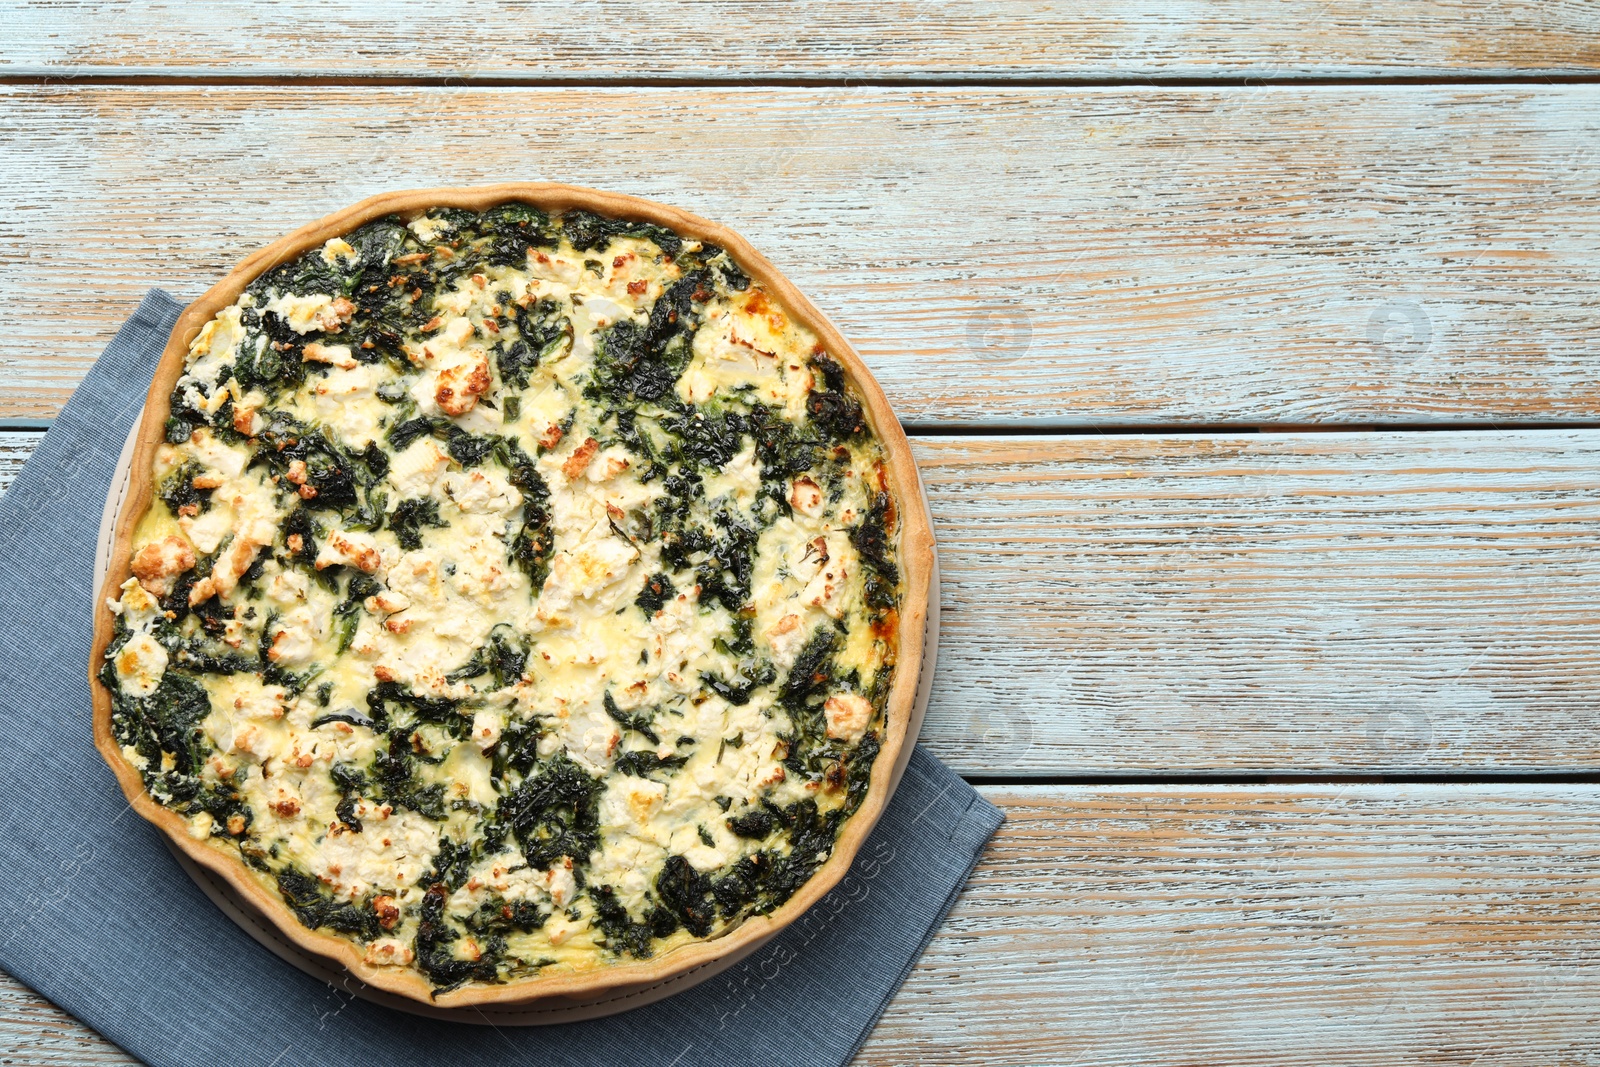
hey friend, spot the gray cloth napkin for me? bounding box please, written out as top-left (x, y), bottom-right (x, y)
top-left (0, 290), bottom-right (1002, 1067)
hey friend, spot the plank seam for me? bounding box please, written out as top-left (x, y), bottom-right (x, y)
top-left (902, 421), bottom-right (1600, 436)
top-left (3, 72), bottom-right (1600, 90)
top-left (962, 772), bottom-right (1600, 786)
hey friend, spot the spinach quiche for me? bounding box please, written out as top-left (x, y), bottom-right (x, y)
top-left (91, 186), bottom-right (931, 1006)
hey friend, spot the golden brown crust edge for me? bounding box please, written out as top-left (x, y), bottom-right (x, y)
top-left (87, 184), bottom-right (935, 1008)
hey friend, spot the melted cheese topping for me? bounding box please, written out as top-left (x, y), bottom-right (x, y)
top-left (101, 206), bottom-right (902, 991)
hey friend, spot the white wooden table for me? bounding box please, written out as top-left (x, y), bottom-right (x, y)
top-left (5, 4), bottom-right (1600, 1063)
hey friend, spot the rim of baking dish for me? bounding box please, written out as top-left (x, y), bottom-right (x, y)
top-left (88, 183), bottom-right (935, 1008)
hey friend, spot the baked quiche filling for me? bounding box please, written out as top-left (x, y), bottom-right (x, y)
top-left (99, 205), bottom-right (902, 992)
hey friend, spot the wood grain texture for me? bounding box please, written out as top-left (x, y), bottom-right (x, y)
top-left (5, 785), bottom-right (1600, 1065)
top-left (0, 978), bottom-right (132, 1066)
top-left (5, 1), bottom-right (1599, 80)
top-left (3, 85), bottom-right (1600, 424)
top-left (7, 428), bottom-right (1600, 774)
top-left (0, 433), bottom-right (36, 493)
top-left (916, 430), bottom-right (1600, 774)
top-left (863, 785), bottom-right (1600, 1066)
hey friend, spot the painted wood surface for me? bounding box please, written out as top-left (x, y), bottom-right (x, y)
top-left (6, 1), bottom-right (1599, 81)
top-left (3, 86), bottom-right (1600, 425)
top-left (915, 430), bottom-right (1600, 775)
top-left (10, 428), bottom-right (1600, 775)
top-left (0, 434), bottom-right (35, 485)
top-left (5, 16), bottom-right (1600, 1057)
top-left (864, 785), bottom-right (1600, 1066)
top-left (0, 978), bottom-right (131, 1067)
top-left (5, 785), bottom-right (1600, 1065)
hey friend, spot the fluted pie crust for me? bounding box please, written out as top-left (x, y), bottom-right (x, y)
top-left (88, 184), bottom-right (933, 1007)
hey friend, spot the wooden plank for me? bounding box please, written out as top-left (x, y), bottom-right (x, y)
top-left (916, 430), bottom-right (1600, 774)
top-left (0, 433), bottom-right (37, 495)
top-left (5, 1), bottom-right (1599, 80)
top-left (3, 85), bottom-right (1600, 425)
top-left (7, 428), bottom-right (1600, 773)
top-left (5, 785), bottom-right (1600, 1065)
top-left (0, 979), bottom-right (132, 1066)
top-left (865, 785), bottom-right (1600, 1066)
